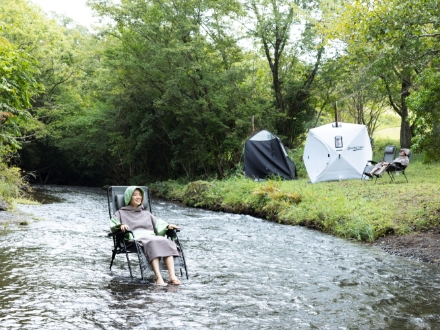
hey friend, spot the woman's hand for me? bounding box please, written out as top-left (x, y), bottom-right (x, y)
top-left (167, 224), bottom-right (179, 230)
top-left (120, 224), bottom-right (129, 232)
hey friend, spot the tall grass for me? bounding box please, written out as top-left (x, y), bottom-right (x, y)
top-left (0, 163), bottom-right (24, 203)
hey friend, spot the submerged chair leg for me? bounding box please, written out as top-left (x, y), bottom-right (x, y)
top-left (110, 250), bottom-right (117, 270)
top-left (175, 238), bottom-right (189, 280)
top-left (134, 241), bottom-right (148, 281)
top-left (122, 241), bottom-right (134, 278)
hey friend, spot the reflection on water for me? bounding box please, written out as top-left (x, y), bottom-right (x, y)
top-left (0, 185), bottom-right (439, 329)
top-left (24, 186), bottom-right (65, 204)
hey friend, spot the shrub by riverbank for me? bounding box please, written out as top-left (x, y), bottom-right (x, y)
top-left (150, 158), bottom-right (440, 243)
top-left (0, 163), bottom-right (37, 228)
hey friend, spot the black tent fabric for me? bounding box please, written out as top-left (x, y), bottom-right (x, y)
top-left (244, 130), bottom-right (297, 180)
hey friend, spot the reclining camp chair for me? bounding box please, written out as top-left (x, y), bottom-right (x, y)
top-left (384, 149), bottom-right (411, 183)
top-left (107, 186), bottom-right (188, 281)
top-left (361, 145), bottom-right (397, 182)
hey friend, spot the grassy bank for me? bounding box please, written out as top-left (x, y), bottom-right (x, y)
top-left (0, 163), bottom-right (37, 228)
top-left (0, 163), bottom-right (23, 204)
top-left (150, 156), bottom-right (440, 242)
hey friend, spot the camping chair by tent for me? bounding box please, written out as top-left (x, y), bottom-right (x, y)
top-left (361, 145), bottom-right (396, 182)
top-left (107, 186), bottom-right (188, 281)
top-left (383, 150), bottom-right (411, 183)
top-left (362, 146), bottom-right (411, 183)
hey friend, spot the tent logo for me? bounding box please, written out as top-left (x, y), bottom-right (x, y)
top-left (347, 146), bottom-right (364, 151)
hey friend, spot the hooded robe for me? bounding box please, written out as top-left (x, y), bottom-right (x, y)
top-left (110, 186), bottom-right (179, 262)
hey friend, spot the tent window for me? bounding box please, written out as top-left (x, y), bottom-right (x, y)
top-left (335, 136), bottom-right (343, 148)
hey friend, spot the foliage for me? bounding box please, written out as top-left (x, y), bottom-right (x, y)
top-left (407, 63), bottom-right (440, 163)
top-left (317, 0), bottom-right (440, 148)
top-left (83, 0), bottom-right (257, 180)
top-left (2, 0), bottom-right (440, 187)
top-left (0, 162), bottom-right (24, 202)
top-left (0, 37), bottom-right (42, 154)
top-left (246, 0), bottom-right (325, 147)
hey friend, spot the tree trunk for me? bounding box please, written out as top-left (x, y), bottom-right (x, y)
top-left (400, 74), bottom-right (412, 148)
top-left (381, 69), bottom-right (413, 148)
top-left (400, 119), bottom-right (412, 149)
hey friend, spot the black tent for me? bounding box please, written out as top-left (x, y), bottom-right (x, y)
top-left (244, 130), bottom-right (297, 180)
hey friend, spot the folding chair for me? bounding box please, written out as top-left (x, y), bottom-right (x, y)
top-left (361, 145), bottom-right (397, 182)
top-left (384, 150), bottom-right (411, 183)
top-left (107, 186), bottom-right (188, 281)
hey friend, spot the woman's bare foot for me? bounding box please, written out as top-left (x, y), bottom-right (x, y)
top-left (167, 277), bottom-right (181, 285)
top-left (155, 276), bottom-right (167, 286)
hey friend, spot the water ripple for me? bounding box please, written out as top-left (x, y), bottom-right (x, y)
top-left (0, 185), bottom-right (439, 329)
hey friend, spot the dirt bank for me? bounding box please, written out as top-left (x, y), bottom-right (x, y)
top-left (374, 228), bottom-right (440, 266)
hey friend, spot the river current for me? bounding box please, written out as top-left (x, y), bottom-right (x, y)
top-left (0, 185), bottom-right (439, 329)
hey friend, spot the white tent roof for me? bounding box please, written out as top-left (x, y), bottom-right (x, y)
top-left (303, 122), bottom-right (372, 183)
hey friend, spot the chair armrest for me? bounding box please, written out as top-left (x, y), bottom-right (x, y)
top-left (393, 163), bottom-right (406, 169)
top-left (108, 229), bottom-right (135, 238)
top-left (166, 228), bottom-right (180, 239)
top-left (368, 160), bottom-right (378, 165)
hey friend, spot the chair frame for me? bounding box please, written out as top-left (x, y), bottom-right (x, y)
top-left (362, 146), bottom-right (410, 183)
top-left (361, 145), bottom-right (397, 182)
top-left (384, 152), bottom-right (411, 183)
top-left (107, 186), bottom-right (188, 281)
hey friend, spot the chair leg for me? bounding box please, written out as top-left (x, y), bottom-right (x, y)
top-left (110, 250), bottom-right (117, 270)
top-left (122, 241), bottom-right (134, 278)
top-left (402, 171), bottom-right (408, 183)
top-left (176, 240), bottom-right (189, 280)
top-left (387, 171), bottom-right (394, 183)
top-left (134, 242), bottom-right (147, 281)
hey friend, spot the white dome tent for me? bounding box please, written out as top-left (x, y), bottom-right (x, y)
top-left (303, 122), bottom-right (372, 183)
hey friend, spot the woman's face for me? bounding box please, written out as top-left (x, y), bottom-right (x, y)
top-left (130, 189), bottom-right (143, 207)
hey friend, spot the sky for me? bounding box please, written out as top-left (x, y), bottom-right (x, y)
top-left (31, 0), bottom-right (98, 28)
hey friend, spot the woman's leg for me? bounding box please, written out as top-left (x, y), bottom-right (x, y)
top-left (370, 162), bottom-right (382, 175)
top-left (377, 162), bottom-right (389, 175)
top-left (150, 258), bottom-right (165, 285)
top-left (164, 256), bottom-right (181, 285)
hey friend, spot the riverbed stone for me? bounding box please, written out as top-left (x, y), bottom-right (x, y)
top-left (0, 199), bottom-right (9, 211)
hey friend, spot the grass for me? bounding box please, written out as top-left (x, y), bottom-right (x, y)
top-left (1, 162), bottom-right (39, 228)
top-left (149, 139), bottom-right (440, 243)
top-left (0, 163), bottom-right (23, 204)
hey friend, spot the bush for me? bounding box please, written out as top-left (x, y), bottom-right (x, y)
top-left (0, 163), bottom-right (25, 204)
top-left (371, 137), bottom-right (400, 158)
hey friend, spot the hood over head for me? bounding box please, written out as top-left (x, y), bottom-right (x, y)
top-left (400, 148), bottom-right (410, 156)
top-left (124, 186), bottom-right (145, 206)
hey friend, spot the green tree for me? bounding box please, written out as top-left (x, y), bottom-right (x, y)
top-left (0, 37), bottom-right (42, 155)
top-left (319, 0), bottom-right (440, 149)
top-left (86, 0), bottom-right (254, 180)
top-left (246, 0), bottom-right (324, 147)
top-left (407, 62), bottom-right (440, 162)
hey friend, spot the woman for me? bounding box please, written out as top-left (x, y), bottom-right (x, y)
top-left (110, 186), bottom-right (181, 285)
top-left (366, 148), bottom-right (410, 177)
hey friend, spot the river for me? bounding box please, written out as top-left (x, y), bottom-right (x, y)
top-left (1, 185), bottom-right (439, 329)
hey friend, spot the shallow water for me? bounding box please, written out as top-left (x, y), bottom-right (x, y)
top-left (1, 185), bottom-right (439, 329)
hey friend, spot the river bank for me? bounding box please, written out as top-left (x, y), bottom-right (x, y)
top-left (373, 228), bottom-right (440, 266)
top-left (149, 164), bottom-right (440, 266)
